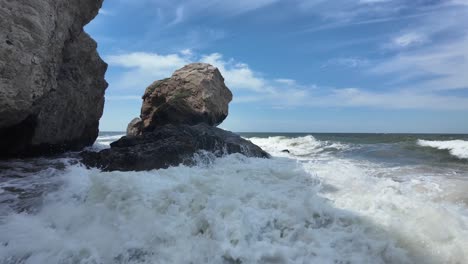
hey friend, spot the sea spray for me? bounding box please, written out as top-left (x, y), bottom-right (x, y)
top-left (1, 154), bottom-right (413, 264)
top-left (0, 134), bottom-right (467, 263)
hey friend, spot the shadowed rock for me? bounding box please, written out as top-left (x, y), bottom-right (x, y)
top-left (82, 124), bottom-right (269, 171)
top-left (0, 0), bottom-right (108, 158)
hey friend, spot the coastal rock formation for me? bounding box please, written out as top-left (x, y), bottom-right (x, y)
top-left (83, 63), bottom-right (268, 171)
top-left (82, 124), bottom-right (269, 171)
top-left (0, 0), bottom-right (108, 157)
top-left (133, 63), bottom-right (232, 135)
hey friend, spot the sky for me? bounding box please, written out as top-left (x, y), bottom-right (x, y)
top-left (85, 0), bottom-right (468, 133)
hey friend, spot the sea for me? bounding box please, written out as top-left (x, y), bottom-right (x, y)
top-left (1, 132), bottom-right (468, 264)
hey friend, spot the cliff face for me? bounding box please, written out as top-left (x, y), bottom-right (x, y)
top-left (0, 0), bottom-right (108, 157)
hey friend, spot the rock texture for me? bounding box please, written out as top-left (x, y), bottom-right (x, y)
top-left (135, 63), bottom-right (232, 135)
top-left (82, 124), bottom-right (269, 171)
top-left (83, 63), bottom-right (268, 171)
top-left (126, 118), bottom-right (143, 137)
top-left (0, 0), bottom-right (108, 157)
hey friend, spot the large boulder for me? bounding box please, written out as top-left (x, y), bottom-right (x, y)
top-left (82, 124), bottom-right (269, 171)
top-left (133, 63), bottom-right (232, 135)
top-left (0, 0), bottom-right (108, 157)
top-left (84, 63), bottom-right (268, 171)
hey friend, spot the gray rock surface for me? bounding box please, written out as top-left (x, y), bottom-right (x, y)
top-left (82, 123), bottom-right (270, 171)
top-left (0, 0), bottom-right (107, 157)
top-left (83, 62), bottom-right (268, 171)
top-left (137, 63), bottom-right (232, 134)
top-left (127, 117), bottom-right (143, 137)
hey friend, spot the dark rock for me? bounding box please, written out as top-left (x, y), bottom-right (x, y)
top-left (0, 0), bottom-right (107, 158)
top-left (82, 124), bottom-right (270, 171)
top-left (135, 63), bottom-right (232, 134)
top-left (281, 149), bottom-right (290, 153)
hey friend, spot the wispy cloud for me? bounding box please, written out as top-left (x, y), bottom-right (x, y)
top-left (98, 8), bottom-right (113, 16)
top-left (168, 5), bottom-right (185, 25)
top-left (389, 32), bottom-right (428, 48)
top-left (296, 0), bottom-right (468, 34)
top-left (106, 50), bottom-right (468, 110)
top-left (372, 36), bottom-right (468, 91)
top-left (117, 0), bottom-right (280, 26)
top-left (322, 57), bottom-right (370, 68)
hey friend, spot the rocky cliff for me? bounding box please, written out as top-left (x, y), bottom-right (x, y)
top-left (0, 0), bottom-right (107, 157)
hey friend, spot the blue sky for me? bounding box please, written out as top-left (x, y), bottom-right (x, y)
top-left (86, 0), bottom-right (468, 133)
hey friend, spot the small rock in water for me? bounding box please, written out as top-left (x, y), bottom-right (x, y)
top-left (281, 149), bottom-right (291, 153)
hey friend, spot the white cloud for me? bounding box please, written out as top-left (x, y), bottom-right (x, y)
top-left (200, 53), bottom-right (267, 92)
top-left (98, 8), bottom-right (112, 16)
top-left (448, 0), bottom-right (468, 6)
top-left (180, 49), bottom-right (193, 57)
top-left (372, 37), bottom-right (468, 91)
top-left (106, 52), bottom-right (190, 90)
top-left (106, 50), bottom-right (468, 110)
top-left (325, 88), bottom-right (468, 110)
top-left (391, 32), bottom-right (428, 48)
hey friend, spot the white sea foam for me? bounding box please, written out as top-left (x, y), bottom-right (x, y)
top-left (248, 135), bottom-right (347, 158)
top-left (90, 134), bottom-right (125, 151)
top-left (417, 139), bottom-right (468, 159)
top-left (0, 136), bottom-right (467, 263)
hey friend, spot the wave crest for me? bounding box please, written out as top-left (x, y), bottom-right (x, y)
top-left (248, 135), bottom-right (347, 157)
top-left (417, 139), bottom-right (468, 159)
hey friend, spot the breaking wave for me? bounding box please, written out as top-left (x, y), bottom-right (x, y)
top-left (90, 133), bottom-right (125, 151)
top-left (417, 139), bottom-right (468, 160)
top-left (248, 135), bottom-right (348, 157)
top-left (1, 135), bottom-right (467, 263)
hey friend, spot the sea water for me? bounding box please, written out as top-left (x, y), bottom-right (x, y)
top-left (0, 132), bottom-right (467, 263)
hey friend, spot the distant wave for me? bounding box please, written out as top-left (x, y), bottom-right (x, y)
top-left (248, 135), bottom-right (348, 157)
top-left (417, 139), bottom-right (468, 159)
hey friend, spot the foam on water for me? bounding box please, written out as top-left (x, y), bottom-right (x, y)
top-left (0, 136), bottom-right (467, 263)
top-left (248, 135), bottom-right (347, 158)
top-left (90, 134), bottom-right (125, 151)
top-left (417, 139), bottom-right (468, 160)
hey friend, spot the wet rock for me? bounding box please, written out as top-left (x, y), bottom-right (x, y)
top-left (82, 124), bottom-right (269, 171)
